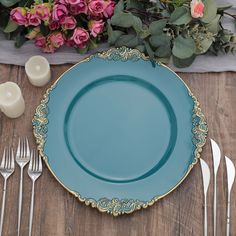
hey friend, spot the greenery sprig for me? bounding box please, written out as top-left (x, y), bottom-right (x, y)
top-left (108, 0), bottom-right (236, 67)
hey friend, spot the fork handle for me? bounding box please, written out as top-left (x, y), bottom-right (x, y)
top-left (29, 181), bottom-right (35, 236)
top-left (204, 195), bottom-right (207, 236)
top-left (0, 178), bottom-right (7, 236)
top-left (17, 167), bottom-right (23, 236)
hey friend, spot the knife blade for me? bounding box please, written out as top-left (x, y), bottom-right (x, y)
top-left (200, 158), bottom-right (210, 236)
top-left (210, 139), bottom-right (221, 236)
top-left (225, 156), bottom-right (235, 236)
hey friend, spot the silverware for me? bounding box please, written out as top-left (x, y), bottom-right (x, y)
top-left (28, 150), bottom-right (42, 236)
top-left (16, 138), bottom-right (30, 236)
top-left (0, 148), bottom-right (15, 236)
top-left (225, 156), bottom-right (235, 236)
top-left (210, 139), bottom-right (221, 236)
top-left (200, 158), bottom-right (210, 236)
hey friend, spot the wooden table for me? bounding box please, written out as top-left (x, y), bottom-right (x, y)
top-left (0, 64), bottom-right (235, 236)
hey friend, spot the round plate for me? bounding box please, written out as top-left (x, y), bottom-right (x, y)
top-left (33, 47), bottom-right (207, 216)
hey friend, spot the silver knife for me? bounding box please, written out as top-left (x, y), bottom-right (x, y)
top-left (200, 158), bottom-right (211, 236)
top-left (225, 156), bottom-right (235, 236)
top-left (210, 139), bottom-right (221, 236)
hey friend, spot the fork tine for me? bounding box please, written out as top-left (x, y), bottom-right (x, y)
top-left (26, 137), bottom-right (30, 158)
top-left (0, 148), bottom-right (6, 169)
top-left (11, 148), bottom-right (15, 169)
top-left (6, 148), bottom-right (10, 169)
top-left (34, 150), bottom-right (37, 171)
top-left (29, 150), bottom-right (33, 171)
top-left (38, 152), bottom-right (42, 172)
top-left (16, 138), bottom-right (21, 157)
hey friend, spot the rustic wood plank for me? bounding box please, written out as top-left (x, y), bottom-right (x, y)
top-left (0, 64), bottom-right (235, 236)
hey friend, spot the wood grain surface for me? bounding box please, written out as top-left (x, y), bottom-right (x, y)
top-left (0, 64), bottom-right (235, 236)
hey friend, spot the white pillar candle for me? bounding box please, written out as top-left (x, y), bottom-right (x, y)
top-left (25, 55), bottom-right (51, 87)
top-left (0, 82), bottom-right (25, 118)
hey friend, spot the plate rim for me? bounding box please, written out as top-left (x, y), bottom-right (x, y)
top-left (32, 47), bottom-right (208, 216)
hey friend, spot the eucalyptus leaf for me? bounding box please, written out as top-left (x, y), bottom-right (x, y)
top-left (217, 4), bottom-right (233, 12)
top-left (115, 34), bottom-right (139, 47)
top-left (195, 37), bottom-right (213, 54)
top-left (136, 45), bottom-right (145, 52)
top-left (0, 0), bottom-right (19, 7)
top-left (172, 35), bottom-right (196, 59)
top-left (143, 41), bottom-right (154, 60)
top-left (4, 20), bottom-right (18, 33)
top-left (206, 15), bottom-right (220, 34)
top-left (107, 23), bottom-right (124, 44)
top-left (126, 0), bottom-right (142, 10)
top-left (15, 33), bottom-right (26, 48)
top-left (149, 19), bottom-right (167, 35)
top-left (149, 34), bottom-right (171, 48)
top-left (114, 0), bottom-right (124, 14)
top-left (155, 45), bottom-right (171, 57)
top-left (201, 0), bottom-right (217, 23)
top-left (172, 54), bottom-right (196, 68)
top-left (111, 12), bottom-right (142, 32)
top-left (76, 46), bottom-right (89, 54)
top-left (169, 7), bottom-right (191, 25)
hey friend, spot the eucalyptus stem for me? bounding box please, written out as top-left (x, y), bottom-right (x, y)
top-left (223, 11), bottom-right (236, 20)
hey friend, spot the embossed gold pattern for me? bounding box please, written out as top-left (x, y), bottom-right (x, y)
top-left (32, 47), bottom-right (208, 216)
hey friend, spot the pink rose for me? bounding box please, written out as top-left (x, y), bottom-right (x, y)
top-left (52, 4), bottom-right (68, 21)
top-left (65, 38), bottom-right (76, 47)
top-left (71, 27), bottom-right (89, 48)
top-left (35, 36), bottom-right (46, 48)
top-left (60, 16), bottom-right (76, 30)
top-left (88, 0), bottom-right (104, 17)
top-left (103, 0), bottom-right (115, 18)
top-left (48, 32), bottom-right (65, 48)
top-left (70, 1), bottom-right (88, 15)
top-left (88, 20), bottom-right (104, 37)
top-left (49, 20), bottom-right (60, 30)
top-left (66, 0), bottom-right (81, 5)
top-left (27, 12), bottom-right (41, 26)
top-left (55, 0), bottom-right (68, 4)
top-left (42, 44), bottom-right (56, 53)
top-left (190, 0), bottom-right (204, 18)
top-left (34, 4), bottom-right (51, 21)
top-left (10, 7), bottom-right (27, 25)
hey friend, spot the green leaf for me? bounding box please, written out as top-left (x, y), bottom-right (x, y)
top-left (40, 24), bottom-right (50, 37)
top-left (15, 33), bottom-right (26, 48)
top-left (88, 39), bottom-right (97, 50)
top-left (149, 34), bottom-right (171, 58)
top-left (126, 0), bottom-right (141, 10)
top-left (172, 35), bottom-right (196, 59)
top-left (149, 34), bottom-right (171, 48)
top-left (4, 20), bottom-right (18, 33)
top-left (76, 46), bottom-right (89, 54)
top-left (114, 0), bottom-right (124, 14)
top-left (139, 29), bottom-right (151, 39)
top-left (0, 11), bottom-right (10, 29)
top-left (143, 40), bottom-right (154, 60)
top-left (201, 0), bottom-right (217, 23)
top-left (111, 12), bottom-right (142, 33)
top-left (195, 37), bottom-right (213, 54)
top-left (149, 19), bottom-right (167, 35)
top-left (172, 54), bottom-right (196, 68)
top-left (217, 4), bottom-right (233, 12)
top-left (136, 45), bottom-right (145, 52)
top-left (115, 34), bottom-right (139, 47)
top-left (0, 0), bottom-right (20, 7)
top-left (107, 23), bottom-right (124, 44)
top-left (206, 14), bottom-right (220, 34)
top-left (169, 7), bottom-right (191, 25)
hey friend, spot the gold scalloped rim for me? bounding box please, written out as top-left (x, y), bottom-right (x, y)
top-left (32, 47), bottom-right (208, 216)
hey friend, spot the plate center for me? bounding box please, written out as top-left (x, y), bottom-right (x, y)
top-left (64, 75), bottom-right (177, 183)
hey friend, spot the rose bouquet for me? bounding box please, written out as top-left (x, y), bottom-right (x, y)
top-left (0, 0), bottom-right (236, 67)
top-left (8, 0), bottom-right (115, 52)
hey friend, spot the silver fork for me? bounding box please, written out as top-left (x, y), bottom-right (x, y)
top-left (28, 150), bottom-right (42, 236)
top-left (16, 138), bottom-right (30, 236)
top-left (0, 148), bottom-right (15, 236)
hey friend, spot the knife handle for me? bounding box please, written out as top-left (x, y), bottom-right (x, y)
top-left (226, 195), bottom-right (231, 236)
top-left (204, 195), bottom-right (207, 236)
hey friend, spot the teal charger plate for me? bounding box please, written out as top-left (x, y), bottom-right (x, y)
top-left (33, 47), bottom-right (208, 216)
